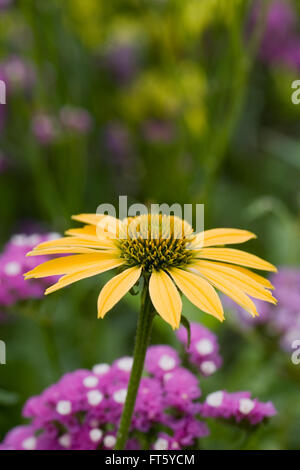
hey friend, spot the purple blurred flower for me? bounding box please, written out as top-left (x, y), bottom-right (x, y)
top-left (0, 0), bottom-right (13, 10)
top-left (142, 119), bottom-right (175, 143)
top-left (103, 44), bottom-right (139, 85)
top-left (31, 113), bottom-right (60, 145)
top-left (176, 322), bottom-right (222, 376)
top-left (59, 106), bottom-right (93, 134)
top-left (201, 390), bottom-right (276, 425)
top-left (226, 268), bottom-right (300, 353)
top-left (0, 56), bottom-right (35, 93)
top-left (0, 232), bottom-right (60, 310)
top-left (103, 122), bottom-right (132, 163)
top-left (251, 0), bottom-right (300, 70)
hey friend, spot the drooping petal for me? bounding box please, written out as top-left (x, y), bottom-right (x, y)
top-left (215, 263), bottom-right (274, 290)
top-left (149, 270), bottom-right (182, 329)
top-left (45, 259), bottom-right (124, 295)
top-left (197, 248), bottom-right (277, 272)
top-left (193, 260), bottom-right (276, 304)
top-left (192, 228), bottom-right (257, 249)
top-left (168, 267), bottom-right (224, 322)
top-left (191, 266), bottom-right (259, 317)
top-left (97, 266), bottom-right (142, 318)
top-left (24, 253), bottom-right (120, 279)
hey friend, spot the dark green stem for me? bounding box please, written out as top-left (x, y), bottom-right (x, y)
top-left (115, 282), bottom-right (155, 450)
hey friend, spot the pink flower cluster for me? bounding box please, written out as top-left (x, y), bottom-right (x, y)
top-left (0, 232), bottom-right (60, 310)
top-left (201, 390), bottom-right (276, 425)
top-left (0, 329), bottom-right (276, 451)
top-left (0, 348), bottom-right (208, 451)
top-left (176, 322), bottom-right (222, 376)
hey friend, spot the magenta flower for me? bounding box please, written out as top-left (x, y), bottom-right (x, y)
top-left (0, 232), bottom-right (60, 310)
top-left (176, 322), bottom-right (223, 376)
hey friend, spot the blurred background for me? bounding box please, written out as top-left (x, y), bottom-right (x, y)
top-left (1, 0), bottom-right (300, 449)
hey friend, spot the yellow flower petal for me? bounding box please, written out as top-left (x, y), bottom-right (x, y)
top-left (193, 228), bottom-right (256, 249)
top-left (24, 253), bottom-right (120, 279)
top-left (27, 247), bottom-right (110, 256)
top-left (149, 270), bottom-right (182, 329)
top-left (192, 266), bottom-right (258, 317)
top-left (65, 225), bottom-right (99, 240)
top-left (67, 218), bottom-right (124, 241)
top-left (193, 260), bottom-right (276, 304)
top-left (198, 248), bottom-right (277, 272)
top-left (32, 236), bottom-right (115, 251)
top-left (97, 266), bottom-right (142, 318)
top-left (225, 264), bottom-right (274, 290)
top-left (45, 259), bottom-right (124, 295)
top-left (168, 267), bottom-right (224, 322)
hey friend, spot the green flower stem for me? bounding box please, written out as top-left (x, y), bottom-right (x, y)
top-left (115, 281), bottom-right (155, 450)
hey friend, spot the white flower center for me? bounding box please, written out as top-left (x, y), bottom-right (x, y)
top-left (4, 261), bottom-right (21, 276)
top-left (89, 428), bottom-right (103, 443)
top-left (113, 388), bottom-right (127, 404)
top-left (87, 390), bottom-right (103, 406)
top-left (158, 355), bottom-right (176, 371)
top-left (22, 436), bottom-right (37, 450)
top-left (104, 435), bottom-right (116, 448)
top-left (83, 375), bottom-right (99, 388)
top-left (47, 232), bottom-right (60, 240)
top-left (117, 357), bottom-right (133, 372)
top-left (56, 400), bottom-right (72, 415)
top-left (196, 339), bottom-right (214, 355)
top-left (27, 234), bottom-right (40, 245)
top-left (154, 438), bottom-right (168, 450)
top-left (239, 398), bottom-right (255, 415)
top-left (92, 363), bottom-right (110, 375)
top-left (11, 234), bottom-right (27, 246)
top-left (58, 434), bottom-right (71, 448)
top-left (206, 391), bottom-right (224, 407)
top-left (201, 361), bottom-right (217, 375)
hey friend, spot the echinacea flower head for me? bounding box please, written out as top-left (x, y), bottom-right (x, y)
top-left (24, 213), bottom-right (277, 329)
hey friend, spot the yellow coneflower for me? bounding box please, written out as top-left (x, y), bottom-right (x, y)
top-left (24, 213), bottom-right (276, 329)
